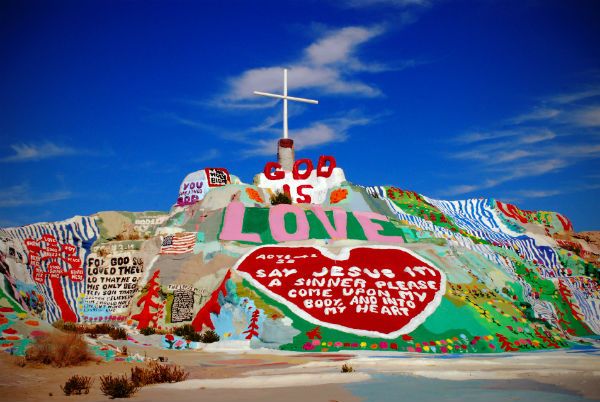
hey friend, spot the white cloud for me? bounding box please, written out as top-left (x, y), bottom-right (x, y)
top-left (455, 129), bottom-right (558, 145)
top-left (242, 115), bottom-right (372, 157)
top-left (548, 87), bottom-right (600, 104)
top-left (454, 129), bottom-right (520, 144)
top-left (0, 142), bottom-right (77, 162)
top-left (444, 84), bottom-right (600, 198)
top-left (216, 25), bottom-right (414, 108)
top-left (305, 26), bottom-right (383, 66)
top-left (443, 179), bottom-right (499, 197)
top-left (0, 184), bottom-right (72, 208)
top-left (518, 130), bottom-right (556, 144)
top-left (193, 148), bottom-right (221, 163)
top-left (442, 158), bottom-right (569, 196)
top-left (569, 105), bottom-right (600, 127)
top-left (510, 108), bottom-right (561, 124)
top-left (514, 189), bottom-right (563, 198)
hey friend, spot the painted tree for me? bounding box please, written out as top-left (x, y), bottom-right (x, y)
top-left (131, 270), bottom-right (162, 329)
top-left (243, 309), bottom-right (260, 339)
top-left (534, 327), bottom-right (560, 349)
top-left (25, 234), bottom-right (83, 322)
top-left (495, 333), bottom-right (518, 352)
top-left (191, 271), bottom-right (231, 331)
top-left (306, 326), bottom-right (322, 340)
top-left (557, 280), bottom-right (585, 322)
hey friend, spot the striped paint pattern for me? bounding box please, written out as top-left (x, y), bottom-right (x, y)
top-left (160, 232), bottom-right (196, 254)
top-left (0, 216), bottom-right (99, 322)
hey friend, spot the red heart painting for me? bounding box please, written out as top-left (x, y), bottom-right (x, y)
top-left (234, 246), bottom-right (446, 338)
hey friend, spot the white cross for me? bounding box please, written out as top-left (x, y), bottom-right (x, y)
top-left (253, 68), bottom-right (319, 139)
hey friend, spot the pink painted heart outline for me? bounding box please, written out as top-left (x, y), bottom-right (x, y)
top-left (233, 245), bottom-right (447, 339)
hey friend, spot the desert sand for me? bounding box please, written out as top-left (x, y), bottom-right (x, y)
top-left (1, 345), bottom-right (598, 402)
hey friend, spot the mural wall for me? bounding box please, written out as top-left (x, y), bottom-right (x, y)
top-left (0, 160), bottom-right (599, 355)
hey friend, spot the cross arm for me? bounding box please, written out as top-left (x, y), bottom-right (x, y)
top-left (253, 91), bottom-right (319, 104)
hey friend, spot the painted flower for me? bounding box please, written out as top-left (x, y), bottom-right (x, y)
top-left (245, 187), bottom-right (264, 203)
top-left (303, 342), bottom-right (315, 351)
top-left (329, 188), bottom-right (348, 204)
top-left (165, 334), bottom-right (174, 341)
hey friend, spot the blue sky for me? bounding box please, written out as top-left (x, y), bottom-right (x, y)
top-left (1, 0), bottom-right (599, 230)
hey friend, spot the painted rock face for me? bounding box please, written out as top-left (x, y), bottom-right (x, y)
top-left (234, 246), bottom-right (446, 338)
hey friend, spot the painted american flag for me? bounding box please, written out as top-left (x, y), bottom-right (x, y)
top-left (160, 232), bottom-right (196, 255)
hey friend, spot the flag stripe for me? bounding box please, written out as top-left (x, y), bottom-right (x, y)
top-left (160, 233), bottom-right (196, 255)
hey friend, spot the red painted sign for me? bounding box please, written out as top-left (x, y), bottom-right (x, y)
top-left (234, 246), bottom-right (446, 338)
top-left (261, 155), bottom-right (339, 203)
top-left (204, 167), bottom-right (230, 187)
top-left (24, 234), bottom-right (83, 322)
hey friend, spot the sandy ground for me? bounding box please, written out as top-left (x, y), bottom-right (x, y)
top-left (0, 347), bottom-right (599, 401)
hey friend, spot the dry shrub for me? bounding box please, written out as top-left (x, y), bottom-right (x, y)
top-left (100, 374), bottom-right (138, 398)
top-left (53, 321), bottom-right (120, 338)
top-left (52, 319), bottom-right (78, 333)
top-left (130, 361), bottom-right (189, 386)
top-left (94, 323), bottom-right (115, 335)
top-left (13, 356), bottom-right (26, 367)
top-left (26, 332), bottom-right (94, 367)
top-left (61, 375), bottom-right (94, 395)
top-left (109, 327), bottom-right (127, 340)
top-left (341, 363), bottom-right (354, 373)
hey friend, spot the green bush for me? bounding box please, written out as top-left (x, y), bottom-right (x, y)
top-left (100, 374), bottom-right (138, 398)
top-left (139, 327), bottom-right (156, 336)
top-left (199, 330), bottom-right (220, 343)
top-left (270, 191), bottom-right (292, 205)
top-left (173, 324), bottom-right (201, 342)
top-left (61, 375), bottom-right (93, 395)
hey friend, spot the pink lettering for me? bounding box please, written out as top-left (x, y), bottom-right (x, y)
top-left (269, 204), bottom-right (310, 242)
top-left (219, 201), bottom-right (261, 243)
top-left (311, 205), bottom-right (347, 239)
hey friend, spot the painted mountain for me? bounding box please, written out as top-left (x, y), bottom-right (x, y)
top-left (1, 158), bottom-right (598, 355)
